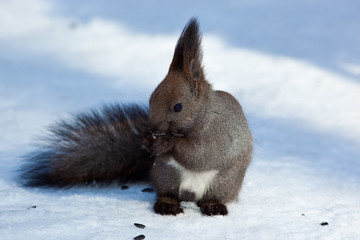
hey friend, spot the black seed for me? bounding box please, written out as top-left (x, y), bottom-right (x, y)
top-left (301, 213), bottom-right (305, 216)
top-left (133, 234), bottom-right (145, 240)
top-left (134, 223), bottom-right (145, 229)
top-left (27, 206), bottom-right (37, 209)
top-left (321, 222), bottom-right (329, 226)
top-left (142, 188), bottom-right (154, 193)
top-left (121, 186), bottom-right (129, 190)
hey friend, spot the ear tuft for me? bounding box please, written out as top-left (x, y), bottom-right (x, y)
top-left (169, 18), bottom-right (203, 76)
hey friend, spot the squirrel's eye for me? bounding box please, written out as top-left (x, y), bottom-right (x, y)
top-left (174, 103), bottom-right (182, 113)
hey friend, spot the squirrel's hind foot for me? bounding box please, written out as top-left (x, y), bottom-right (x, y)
top-left (197, 200), bottom-right (228, 216)
top-left (154, 195), bottom-right (183, 216)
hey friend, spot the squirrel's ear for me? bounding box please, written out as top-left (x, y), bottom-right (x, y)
top-left (169, 18), bottom-right (205, 96)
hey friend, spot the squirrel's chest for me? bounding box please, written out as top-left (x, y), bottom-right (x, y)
top-left (167, 157), bottom-right (218, 201)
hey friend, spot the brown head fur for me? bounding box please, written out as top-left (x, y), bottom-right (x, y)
top-left (149, 18), bottom-right (211, 136)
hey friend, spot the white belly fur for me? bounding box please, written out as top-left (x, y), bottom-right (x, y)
top-left (167, 157), bottom-right (218, 201)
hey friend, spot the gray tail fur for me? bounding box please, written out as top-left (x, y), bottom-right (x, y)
top-left (19, 103), bottom-right (153, 187)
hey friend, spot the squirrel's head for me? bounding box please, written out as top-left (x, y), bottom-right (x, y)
top-left (149, 18), bottom-right (211, 137)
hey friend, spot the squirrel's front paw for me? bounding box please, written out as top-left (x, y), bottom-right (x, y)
top-left (142, 133), bottom-right (155, 152)
top-left (151, 134), bottom-right (175, 156)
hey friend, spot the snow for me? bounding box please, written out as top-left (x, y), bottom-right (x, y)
top-left (1, 0), bottom-right (360, 239)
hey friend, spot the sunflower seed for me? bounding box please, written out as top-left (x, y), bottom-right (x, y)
top-left (141, 188), bottom-right (154, 193)
top-left (133, 234), bottom-right (145, 240)
top-left (134, 223), bottom-right (145, 229)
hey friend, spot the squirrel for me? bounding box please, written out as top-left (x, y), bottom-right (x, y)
top-left (19, 18), bottom-right (253, 216)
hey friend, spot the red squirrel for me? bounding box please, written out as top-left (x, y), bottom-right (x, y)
top-left (19, 18), bottom-right (253, 216)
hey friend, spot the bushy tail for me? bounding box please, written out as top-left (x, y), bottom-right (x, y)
top-left (19, 103), bottom-right (153, 187)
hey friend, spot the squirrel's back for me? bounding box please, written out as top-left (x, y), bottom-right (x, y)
top-left (19, 103), bottom-right (153, 187)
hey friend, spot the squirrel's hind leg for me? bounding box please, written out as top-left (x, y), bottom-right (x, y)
top-left (151, 157), bottom-right (183, 215)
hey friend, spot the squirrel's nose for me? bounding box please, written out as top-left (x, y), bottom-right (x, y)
top-left (149, 121), bottom-right (169, 136)
top-left (149, 124), bottom-right (158, 135)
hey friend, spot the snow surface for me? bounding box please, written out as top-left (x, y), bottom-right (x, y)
top-left (1, 0), bottom-right (360, 239)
